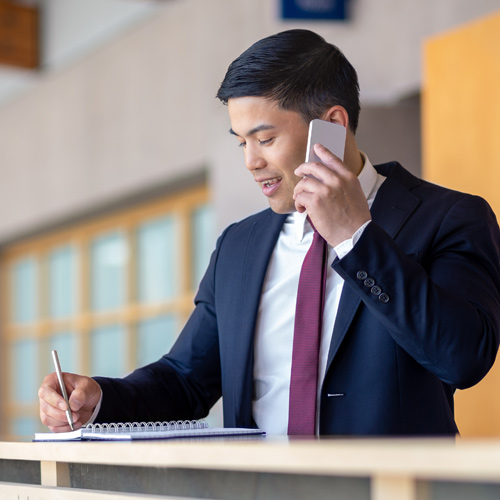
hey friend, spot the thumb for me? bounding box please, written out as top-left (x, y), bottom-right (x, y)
top-left (68, 376), bottom-right (102, 412)
top-left (68, 387), bottom-right (86, 411)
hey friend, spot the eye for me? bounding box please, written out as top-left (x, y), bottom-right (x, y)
top-left (237, 141), bottom-right (246, 148)
top-left (259, 138), bottom-right (273, 146)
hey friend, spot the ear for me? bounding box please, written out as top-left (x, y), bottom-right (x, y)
top-left (321, 105), bottom-right (349, 129)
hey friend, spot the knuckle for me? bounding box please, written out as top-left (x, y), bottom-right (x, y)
top-left (328, 176), bottom-right (342, 191)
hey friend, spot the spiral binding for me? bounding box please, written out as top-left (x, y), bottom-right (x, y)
top-left (85, 419), bottom-right (208, 434)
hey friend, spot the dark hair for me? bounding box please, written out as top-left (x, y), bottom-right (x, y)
top-left (216, 29), bottom-right (360, 133)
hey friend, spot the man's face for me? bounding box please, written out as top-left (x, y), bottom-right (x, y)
top-left (227, 96), bottom-right (309, 214)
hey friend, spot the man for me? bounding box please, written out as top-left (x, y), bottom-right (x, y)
top-left (39, 29), bottom-right (500, 436)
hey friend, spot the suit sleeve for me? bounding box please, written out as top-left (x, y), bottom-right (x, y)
top-left (93, 227), bottom-right (229, 424)
top-left (333, 194), bottom-right (500, 389)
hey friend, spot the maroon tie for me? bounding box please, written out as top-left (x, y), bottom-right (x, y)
top-left (288, 217), bottom-right (328, 435)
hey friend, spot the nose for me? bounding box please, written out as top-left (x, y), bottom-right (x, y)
top-left (244, 144), bottom-right (266, 172)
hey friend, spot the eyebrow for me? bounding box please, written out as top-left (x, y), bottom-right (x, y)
top-left (229, 124), bottom-right (276, 137)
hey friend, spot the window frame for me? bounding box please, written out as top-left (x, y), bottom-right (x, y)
top-left (0, 183), bottom-right (210, 439)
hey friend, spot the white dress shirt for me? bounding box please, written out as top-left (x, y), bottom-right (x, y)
top-left (87, 155), bottom-right (384, 430)
top-left (252, 154), bottom-right (385, 434)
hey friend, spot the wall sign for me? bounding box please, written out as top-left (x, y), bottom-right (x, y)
top-left (282, 0), bottom-right (348, 20)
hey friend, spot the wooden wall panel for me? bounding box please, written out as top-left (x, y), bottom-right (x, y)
top-left (423, 11), bottom-right (500, 436)
top-left (0, 1), bottom-right (39, 69)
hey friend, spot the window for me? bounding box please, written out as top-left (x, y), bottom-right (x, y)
top-left (0, 184), bottom-right (214, 439)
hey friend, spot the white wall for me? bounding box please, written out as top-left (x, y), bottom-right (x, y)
top-left (0, 0), bottom-right (498, 241)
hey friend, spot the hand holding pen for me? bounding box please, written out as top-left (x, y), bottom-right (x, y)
top-left (38, 352), bottom-right (102, 433)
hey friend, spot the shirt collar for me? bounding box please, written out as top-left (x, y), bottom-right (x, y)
top-left (292, 152), bottom-right (378, 242)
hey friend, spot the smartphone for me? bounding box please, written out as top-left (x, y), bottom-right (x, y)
top-left (305, 119), bottom-right (346, 164)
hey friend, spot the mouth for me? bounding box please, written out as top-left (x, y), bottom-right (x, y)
top-left (258, 176), bottom-right (283, 198)
top-left (259, 177), bottom-right (282, 188)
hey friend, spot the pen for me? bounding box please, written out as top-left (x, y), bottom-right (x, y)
top-left (51, 349), bottom-right (74, 431)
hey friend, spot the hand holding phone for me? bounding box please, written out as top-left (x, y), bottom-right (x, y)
top-left (296, 119), bottom-right (371, 246)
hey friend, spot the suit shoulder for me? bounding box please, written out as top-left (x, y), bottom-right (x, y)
top-left (378, 161), bottom-right (494, 208)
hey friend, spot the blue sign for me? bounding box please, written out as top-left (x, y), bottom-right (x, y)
top-left (282, 0), bottom-right (348, 20)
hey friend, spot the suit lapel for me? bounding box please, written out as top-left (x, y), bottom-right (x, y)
top-left (326, 163), bottom-right (421, 367)
top-left (231, 210), bottom-right (286, 425)
top-left (239, 210), bottom-right (287, 334)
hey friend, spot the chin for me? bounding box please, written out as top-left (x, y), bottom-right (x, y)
top-left (268, 201), bottom-right (296, 214)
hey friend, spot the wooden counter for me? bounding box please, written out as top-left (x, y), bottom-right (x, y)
top-left (1, 437), bottom-right (500, 500)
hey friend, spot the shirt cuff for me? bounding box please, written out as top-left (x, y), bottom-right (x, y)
top-left (334, 220), bottom-right (371, 260)
top-left (83, 388), bottom-right (103, 426)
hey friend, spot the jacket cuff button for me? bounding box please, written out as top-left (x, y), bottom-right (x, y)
top-left (379, 293), bottom-right (390, 303)
top-left (356, 270), bottom-right (368, 280)
top-left (371, 285), bottom-right (382, 296)
top-left (364, 278), bottom-right (375, 288)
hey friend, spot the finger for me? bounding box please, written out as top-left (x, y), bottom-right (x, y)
top-left (293, 172), bottom-right (317, 191)
top-left (47, 419), bottom-right (83, 433)
top-left (295, 156), bottom-right (346, 183)
top-left (38, 374), bottom-right (70, 411)
top-left (294, 192), bottom-right (312, 214)
top-left (41, 410), bottom-right (82, 431)
top-left (295, 161), bottom-right (326, 181)
top-left (313, 143), bottom-right (346, 171)
top-left (40, 411), bottom-right (81, 434)
top-left (39, 395), bottom-right (79, 423)
top-left (293, 173), bottom-right (330, 200)
top-left (293, 183), bottom-right (327, 215)
top-left (293, 177), bottom-right (312, 209)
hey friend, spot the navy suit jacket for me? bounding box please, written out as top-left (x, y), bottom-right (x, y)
top-left (95, 162), bottom-right (500, 436)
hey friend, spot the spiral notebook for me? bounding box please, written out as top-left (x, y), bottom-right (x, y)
top-left (33, 420), bottom-right (265, 442)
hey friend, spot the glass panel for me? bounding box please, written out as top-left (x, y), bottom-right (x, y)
top-left (12, 257), bottom-right (37, 323)
top-left (137, 315), bottom-right (179, 366)
top-left (11, 417), bottom-right (39, 438)
top-left (191, 204), bottom-right (215, 288)
top-left (137, 216), bottom-right (178, 303)
top-left (11, 339), bottom-right (39, 403)
top-left (49, 332), bottom-right (80, 374)
top-left (49, 245), bottom-right (77, 318)
top-left (90, 231), bottom-right (127, 311)
top-left (90, 325), bottom-right (127, 377)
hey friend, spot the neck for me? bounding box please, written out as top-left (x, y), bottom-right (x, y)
top-left (343, 132), bottom-right (364, 176)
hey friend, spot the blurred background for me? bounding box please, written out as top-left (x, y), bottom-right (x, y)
top-left (0, 0), bottom-right (499, 440)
